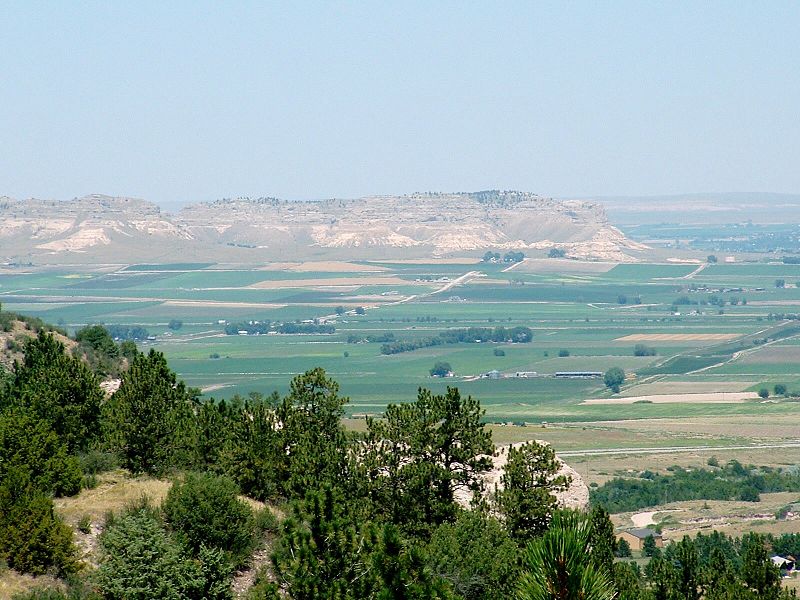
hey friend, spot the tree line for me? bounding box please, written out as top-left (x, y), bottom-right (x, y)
top-left (380, 326), bottom-right (533, 355)
top-left (590, 461), bottom-right (800, 512)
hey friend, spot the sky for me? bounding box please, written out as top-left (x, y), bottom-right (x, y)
top-left (1, 1), bottom-right (799, 206)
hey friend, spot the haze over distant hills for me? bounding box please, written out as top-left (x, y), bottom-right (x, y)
top-left (589, 192), bottom-right (800, 225)
top-left (0, 191), bottom-right (645, 264)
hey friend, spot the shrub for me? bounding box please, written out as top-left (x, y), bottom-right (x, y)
top-left (558, 349), bottom-right (570, 357)
top-left (98, 506), bottom-right (219, 600)
top-left (163, 472), bottom-right (255, 566)
top-left (493, 348), bottom-right (505, 357)
top-left (739, 487), bottom-right (761, 502)
top-left (78, 515), bottom-right (92, 534)
top-left (254, 508), bottom-right (279, 534)
top-left (0, 483), bottom-right (79, 577)
top-left (78, 449), bottom-right (118, 476)
top-left (774, 384), bottom-right (787, 396)
top-left (758, 388), bottom-right (770, 399)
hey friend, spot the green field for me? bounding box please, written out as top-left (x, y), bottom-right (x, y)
top-left (5, 259), bottom-right (800, 423)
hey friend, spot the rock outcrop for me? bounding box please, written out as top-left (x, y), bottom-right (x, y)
top-left (0, 191), bottom-right (644, 263)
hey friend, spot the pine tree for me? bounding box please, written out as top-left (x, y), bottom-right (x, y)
top-left (364, 387), bottom-right (494, 537)
top-left (103, 349), bottom-right (196, 474)
top-left (495, 441), bottom-right (569, 542)
top-left (9, 332), bottom-right (103, 453)
top-left (517, 510), bottom-right (615, 600)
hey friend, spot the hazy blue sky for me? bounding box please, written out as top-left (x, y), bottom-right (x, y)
top-left (2, 2), bottom-right (798, 206)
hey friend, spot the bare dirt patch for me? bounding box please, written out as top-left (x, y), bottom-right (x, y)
top-left (615, 333), bottom-right (740, 342)
top-left (248, 276), bottom-right (410, 289)
top-left (582, 392), bottom-right (757, 405)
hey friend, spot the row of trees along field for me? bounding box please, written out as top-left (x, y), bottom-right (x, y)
top-left (0, 314), bottom-right (796, 598)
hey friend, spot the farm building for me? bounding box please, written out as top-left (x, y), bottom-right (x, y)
top-left (772, 556), bottom-right (795, 572)
top-left (554, 371), bottom-right (603, 379)
top-left (617, 529), bottom-right (663, 552)
top-left (481, 370), bottom-right (502, 379)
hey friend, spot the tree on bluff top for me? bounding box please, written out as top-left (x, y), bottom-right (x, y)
top-left (9, 332), bottom-right (103, 453)
top-left (103, 348), bottom-right (196, 475)
top-left (364, 386), bottom-right (494, 536)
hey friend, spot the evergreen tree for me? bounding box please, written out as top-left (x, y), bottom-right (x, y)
top-left (0, 468), bottom-right (79, 577)
top-left (425, 509), bottom-right (520, 600)
top-left (222, 399), bottom-right (285, 501)
top-left (643, 534), bottom-right (658, 557)
top-left (739, 533), bottom-right (781, 599)
top-left (517, 510), bottom-right (615, 600)
top-left (672, 536), bottom-right (701, 600)
top-left (97, 505), bottom-right (231, 600)
top-left (365, 387), bottom-right (494, 537)
top-left (0, 407), bottom-right (81, 497)
top-left (279, 368), bottom-right (352, 499)
top-left (271, 487), bottom-right (380, 599)
top-left (9, 332), bottom-right (103, 453)
top-left (103, 349), bottom-right (196, 474)
top-left (373, 524), bottom-right (456, 600)
top-left (163, 472), bottom-right (255, 567)
top-left (495, 441), bottom-right (569, 542)
top-left (588, 506), bottom-right (616, 579)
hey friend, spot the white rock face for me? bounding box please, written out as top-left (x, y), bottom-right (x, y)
top-left (0, 191), bottom-right (645, 262)
top-left (455, 440), bottom-right (590, 512)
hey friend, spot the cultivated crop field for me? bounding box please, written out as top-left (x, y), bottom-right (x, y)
top-left (5, 258), bottom-right (800, 426)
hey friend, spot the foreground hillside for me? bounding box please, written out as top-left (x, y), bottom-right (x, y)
top-left (0, 191), bottom-right (645, 264)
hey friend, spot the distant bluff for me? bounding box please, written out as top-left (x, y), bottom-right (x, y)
top-left (0, 191), bottom-right (646, 263)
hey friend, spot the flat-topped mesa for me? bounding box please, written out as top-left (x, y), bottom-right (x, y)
top-left (0, 190), bottom-right (644, 262)
top-left (179, 190), bottom-right (629, 256)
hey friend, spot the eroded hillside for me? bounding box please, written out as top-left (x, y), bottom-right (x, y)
top-left (0, 191), bottom-right (646, 263)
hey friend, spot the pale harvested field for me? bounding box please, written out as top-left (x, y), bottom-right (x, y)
top-left (583, 392), bottom-right (757, 405)
top-left (514, 258), bottom-right (618, 274)
top-left (248, 276), bottom-right (409, 289)
top-left (739, 345), bottom-right (800, 363)
top-left (749, 300), bottom-right (800, 306)
top-left (367, 258), bottom-right (480, 265)
top-left (616, 333), bottom-right (740, 341)
top-left (259, 261), bottom-right (388, 272)
top-left (620, 381), bottom-right (756, 396)
top-left (163, 300), bottom-right (287, 309)
top-left (590, 416), bottom-right (800, 441)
